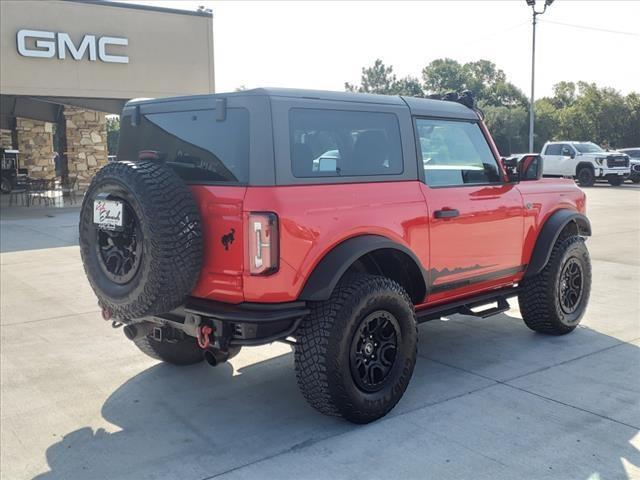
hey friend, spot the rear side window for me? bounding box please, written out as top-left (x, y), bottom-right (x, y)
top-left (289, 108), bottom-right (403, 178)
top-left (119, 108), bottom-right (249, 184)
top-left (416, 118), bottom-right (502, 187)
top-left (545, 144), bottom-right (562, 155)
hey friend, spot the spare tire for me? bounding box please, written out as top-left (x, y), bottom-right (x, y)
top-left (79, 160), bottom-right (203, 320)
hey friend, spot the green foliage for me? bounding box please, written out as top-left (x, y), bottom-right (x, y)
top-left (535, 82), bottom-right (640, 151)
top-left (422, 58), bottom-right (528, 108)
top-left (106, 116), bottom-right (120, 156)
top-left (483, 105), bottom-right (529, 154)
top-left (345, 59), bottom-right (423, 97)
top-left (346, 58), bottom-right (640, 155)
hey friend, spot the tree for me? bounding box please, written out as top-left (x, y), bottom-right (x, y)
top-left (346, 58), bottom-right (640, 152)
top-left (106, 116), bottom-right (120, 156)
top-left (483, 105), bottom-right (528, 155)
top-left (421, 58), bottom-right (467, 94)
top-left (422, 58), bottom-right (527, 108)
top-left (346, 59), bottom-right (424, 97)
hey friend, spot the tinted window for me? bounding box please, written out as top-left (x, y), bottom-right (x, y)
top-left (290, 109), bottom-right (403, 178)
top-left (574, 142), bottom-right (603, 153)
top-left (416, 119), bottom-right (502, 187)
top-left (545, 144), bottom-right (562, 155)
top-left (560, 144), bottom-right (575, 156)
top-left (119, 108), bottom-right (249, 183)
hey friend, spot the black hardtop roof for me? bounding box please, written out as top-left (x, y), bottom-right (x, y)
top-left (125, 88), bottom-right (479, 121)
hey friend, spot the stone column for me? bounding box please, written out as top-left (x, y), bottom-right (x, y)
top-left (15, 118), bottom-right (55, 178)
top-left (63, 106), bottom-right (108, 189)
top-left (1, 129), bottom-right (13, 149)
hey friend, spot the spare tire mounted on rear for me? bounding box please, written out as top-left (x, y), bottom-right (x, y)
top-left (79, 160), bottom-right (203, 320)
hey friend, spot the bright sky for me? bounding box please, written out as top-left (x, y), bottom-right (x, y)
top-left (122, 0), bottom-right (640, 98)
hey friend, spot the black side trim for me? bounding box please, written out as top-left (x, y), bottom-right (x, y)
top-left (416, 286), bottom-right (520, 323)
top-left (298, 235), bottom-right (428, 301)
top-left (525, 210), bottom-right (591, 278)
top-left (430, 265), bottom-right (526, 294)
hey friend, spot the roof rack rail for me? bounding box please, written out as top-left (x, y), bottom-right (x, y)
top-left (427, 90), bottom-right (483, 119)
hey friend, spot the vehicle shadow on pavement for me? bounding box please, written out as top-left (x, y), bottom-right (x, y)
top-left (34, 314), bottom-right (640, 480)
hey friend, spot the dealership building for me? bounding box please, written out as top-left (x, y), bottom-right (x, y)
top-left (0, 0), bottom-right (214, 187)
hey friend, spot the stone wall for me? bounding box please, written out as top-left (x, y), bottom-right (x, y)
top-left (15, 119), bottom-right (55, 178)
top-left (1, 129), bottom-right (13, 149)
top-left (64, 106), bottom-right (108, 189)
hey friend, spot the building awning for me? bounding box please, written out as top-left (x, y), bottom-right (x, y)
top-left (0, 95), bottom-right (126, 129)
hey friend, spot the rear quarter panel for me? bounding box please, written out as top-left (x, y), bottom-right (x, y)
top-left (242, 181), bottom-right (429, 303)
top-left (189, 185), bottom-right (247, 303)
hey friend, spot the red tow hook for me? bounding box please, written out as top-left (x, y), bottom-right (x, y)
top-left (101, 308), bottom-right (112, 321)
top-left (197, 325), bottom-right (213, 349)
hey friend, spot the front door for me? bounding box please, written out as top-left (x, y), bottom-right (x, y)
top-left (415, 118), bottom-right (525, 301)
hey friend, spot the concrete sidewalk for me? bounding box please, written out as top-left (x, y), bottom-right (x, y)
top-left (1, 184), bottom-right (639, 480)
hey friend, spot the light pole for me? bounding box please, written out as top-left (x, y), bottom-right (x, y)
top-left (526, 0), bottom-right (554, 153)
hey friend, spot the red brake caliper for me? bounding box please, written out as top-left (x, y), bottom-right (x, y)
top-left (197, 325), bottom-right (213, 349)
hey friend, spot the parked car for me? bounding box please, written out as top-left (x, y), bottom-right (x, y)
top-left (618, 147), bottom-right (640, 183)
top-left (78, 89), bottom-right (592, 423)
top-left (540, 141), bottom-right (630, 187)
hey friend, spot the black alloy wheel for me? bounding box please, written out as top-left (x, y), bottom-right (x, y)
top-left (558, 257), bottom-right (584, 315)
top-left (96, 201), bottom-right (143, 285)
top-left (350, 310), bottom-right (399, 393)
top-left (577, 167), bottom-right (595, 187)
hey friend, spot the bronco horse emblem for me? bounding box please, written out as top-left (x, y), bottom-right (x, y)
top-left (221, 228), bottom-right (235, 250)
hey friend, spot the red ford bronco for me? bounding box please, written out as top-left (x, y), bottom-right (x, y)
top-left (79, 88), bottom-right (591, 423)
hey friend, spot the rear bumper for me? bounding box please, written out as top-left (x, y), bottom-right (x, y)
top-left (145, 297), bottom-right (310, 347)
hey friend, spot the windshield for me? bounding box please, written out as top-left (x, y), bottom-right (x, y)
top-left (573, 142), bottom-right (604, 153)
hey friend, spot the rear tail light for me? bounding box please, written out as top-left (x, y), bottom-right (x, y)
top-left (248, 212), bottom-right (279, 275)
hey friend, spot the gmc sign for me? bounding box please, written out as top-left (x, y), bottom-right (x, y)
top-left (17, 29), bottom-right (129, 64)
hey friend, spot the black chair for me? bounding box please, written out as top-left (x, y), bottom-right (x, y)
top-left (27, 178), bottom-right (54, 207)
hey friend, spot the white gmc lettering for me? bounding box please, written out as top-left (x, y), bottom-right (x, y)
top-left (17, 29), bottom-right (129, 64)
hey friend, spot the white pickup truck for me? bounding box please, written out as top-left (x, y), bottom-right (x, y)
top-left (540, 141), bottom-right (630, 187)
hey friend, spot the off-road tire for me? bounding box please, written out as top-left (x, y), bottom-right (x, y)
top-left (1, 177), bottom-right (11, 194)
top-left (576, 167), bottom-right (595, 187)
top-left (519, 235), bottom-right (591, 335)
top-left (79, 161), bottom-right (202, 320)
top-left (630, 175), bottom-right (640, 184)
top-left (294, 274), bottom-right (417, 424)
top-left (134, 332), bottom-right (204, 366)
top-left (607, 176), bottom-right (624, 186)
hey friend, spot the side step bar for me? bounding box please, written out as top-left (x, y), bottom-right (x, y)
top-left (416, 286), bottom-right (519, 324)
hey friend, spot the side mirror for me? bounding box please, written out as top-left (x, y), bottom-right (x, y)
top-left (519, 154), bottom-right (543, 181)
top-left (502, 154), bottom-right (543, 182)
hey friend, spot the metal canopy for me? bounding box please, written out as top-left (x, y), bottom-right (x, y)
top-left (0, 95), bottom-right (126, 129)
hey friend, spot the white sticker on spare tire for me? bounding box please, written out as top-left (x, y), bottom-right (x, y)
top-left (94, 199), bottom-right (123, 228)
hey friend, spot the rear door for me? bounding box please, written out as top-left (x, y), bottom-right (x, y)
top-left (557, 144), bottom-right (578, 176)
top-left (415, 118), bottom-right (525, 301)
top-left (542, 143), bottom-right (563, 175)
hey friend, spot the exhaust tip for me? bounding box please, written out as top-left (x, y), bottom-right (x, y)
top-left (203, 350), bottom-right (218, 367)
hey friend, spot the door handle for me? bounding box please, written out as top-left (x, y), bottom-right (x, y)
top-left (434, 208), bottom-right (459, 219)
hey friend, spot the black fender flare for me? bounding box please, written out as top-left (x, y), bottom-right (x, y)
top-left (299, 235), bottom-right (428, 302)
top-left (524, 210), bottom-right (591, 278)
